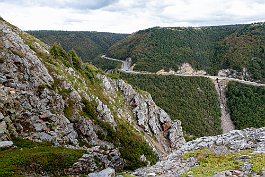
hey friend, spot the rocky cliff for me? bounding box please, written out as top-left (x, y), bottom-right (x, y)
top-left (0, 18), bottom-right (184, 175)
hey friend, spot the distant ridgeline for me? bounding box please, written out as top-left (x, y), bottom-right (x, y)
top-left (28, 30), bottom-right (129, 63)
top-left (108, 23), bottom-right (265, 82)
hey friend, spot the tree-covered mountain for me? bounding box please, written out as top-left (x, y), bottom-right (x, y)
top-left (28, 30), bottom-right (129, 62)
top-left (107, 23), bottom-right (265, 82)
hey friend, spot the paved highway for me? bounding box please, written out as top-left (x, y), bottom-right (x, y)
top-left (102, 55), bottom-right (265, 87)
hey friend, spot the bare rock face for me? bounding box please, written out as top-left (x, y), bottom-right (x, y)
top-left (218, 68), bottom-right (251, 81)
top-left (97, 74), bottom-right (185, 157)
top-left (179, 127), bottom-right (265, 153)
top-left (0, 19), bottom-right (113, 148)
top-left (176, 63), bottom-right (207, 75)
top-left (0, 21), bottom-right (53, 88)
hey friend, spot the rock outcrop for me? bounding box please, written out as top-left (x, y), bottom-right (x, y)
top-left (134, 127), bottom-right (265, 177)
top-left (97, 74), bottom-right (185, 157)
top-left (88, 167), bottom-right (115, 177)
top-left (218, 68), bottom-right (251, 81)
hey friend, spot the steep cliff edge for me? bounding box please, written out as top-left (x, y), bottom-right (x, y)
top-left (0, 18), bottom-right (184, 176)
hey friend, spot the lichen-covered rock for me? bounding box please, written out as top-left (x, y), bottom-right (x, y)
top-left (179, 128), bottom-right (265, 153)
top-left (67, 148), bottom-right (124, 175)
top-left (87, 167), bottom-right (115, 177)
top-left (134, 127), bottom-right (265, 177)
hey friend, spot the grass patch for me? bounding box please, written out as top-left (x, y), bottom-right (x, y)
top-left (181, 149), bottom-right (265, 176)
top-left (249, 154), bottom-right (265, 174)
top-left (0, 138), bottom-right (85, 177)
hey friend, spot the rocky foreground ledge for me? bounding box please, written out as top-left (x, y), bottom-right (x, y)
top-left (133, 127), bottom-right (265, 177)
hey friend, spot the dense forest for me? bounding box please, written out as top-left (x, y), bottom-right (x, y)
top-left (108, 23), bottom-right (265, 82)
top-left (91, 56), bottom-right (121, 71)
top-left (119, 73), bottom-right (222, 139)
top-left (226, 82), bottom-right (265, 129)
top-left (28, 30), bottom-right (128, 62)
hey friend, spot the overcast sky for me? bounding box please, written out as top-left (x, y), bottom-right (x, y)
top-left (1, 0), bottom-right (265, 33)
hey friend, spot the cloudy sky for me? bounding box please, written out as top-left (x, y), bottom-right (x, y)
top-left (1, 0), bottom-right (265, 33)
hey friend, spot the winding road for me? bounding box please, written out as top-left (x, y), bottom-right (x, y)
top-left (101, 55), bottom-right (265, 87)
top-left (102, 55), bottom-right (132, 71)
top-left (102, 55), bottom-right (265, 133)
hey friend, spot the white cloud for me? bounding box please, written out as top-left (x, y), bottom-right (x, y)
top-left (1, 0), bottom-right (265, 33)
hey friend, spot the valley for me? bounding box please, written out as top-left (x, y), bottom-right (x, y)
top-left (0, 16), bottom-right (265, 177)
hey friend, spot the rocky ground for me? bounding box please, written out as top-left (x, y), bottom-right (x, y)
top-left (134, 127), bottom-right (265, 177)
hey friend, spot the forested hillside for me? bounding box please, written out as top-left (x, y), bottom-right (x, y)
top-left (226, 82), bottom-right (265, 129)
top-left (28, 30), bottom-right (128, 62)
top-left (108, 23), bottom-right (265, 82)
top-left (119, 73), bottom-right (222, 139)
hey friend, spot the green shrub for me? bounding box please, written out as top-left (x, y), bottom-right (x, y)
top-left (81, 98), bottom-right (158, 170)
top-left (68, 49), bottom-right (82, 70)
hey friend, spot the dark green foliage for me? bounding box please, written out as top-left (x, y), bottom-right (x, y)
top-left (64, 99), bottom-right (75, 118)
top-left (109, 24), bottom-right (265, 82)
top-left (82, 98), bottom-right (98, 119)
top-left (115, 119), bottom-right (158, 170)
top-left (50, 44), bottom-right (83, 70)
top-left (28, 30), bottom-right (128, 62)
top-left (108, 26), bottom-right (241, 72)
top-left (68, 49), bottom-right (82, 70)
top-left (120, 73), bottom-right (222, 137)
top-left (12, 138), bottom-right (52, 148)
top-left (90, 56), bottom-right (121, 71)
top-left (226, 82), bottom-right (265, 129)
top-left (50, 43), bottom-right (71, 67)
top-left (0, 138), bottom-right (84, 176)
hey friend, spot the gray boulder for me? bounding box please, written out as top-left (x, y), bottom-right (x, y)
top-left (87, 167), bottom-right (115, 177)
top-left (0, 141), bottom-right (13, 148)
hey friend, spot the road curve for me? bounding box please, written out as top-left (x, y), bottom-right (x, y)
top-left (101, 55), bottom-right (265, 87)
